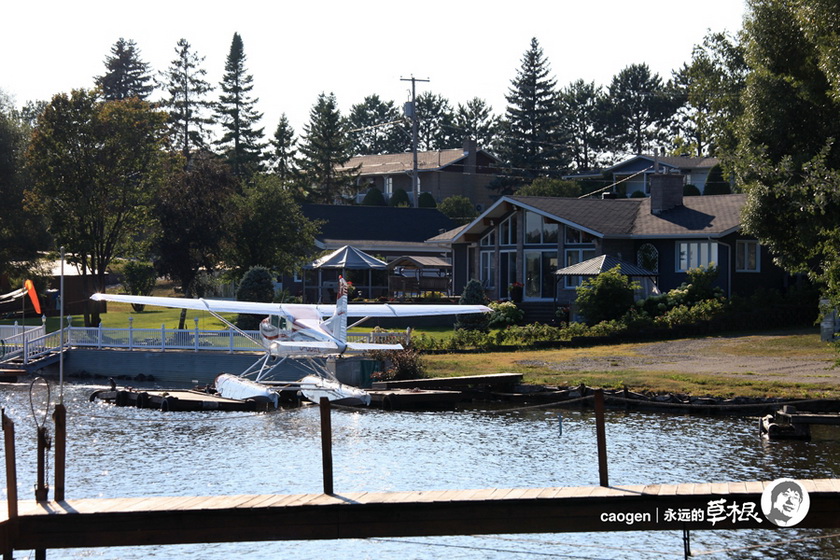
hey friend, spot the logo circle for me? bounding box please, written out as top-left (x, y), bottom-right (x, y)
top-left (761, 478), bottom-right (810, 527)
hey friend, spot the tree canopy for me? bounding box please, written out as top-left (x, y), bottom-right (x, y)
top-left (26, 89), bottom-right (168, 325)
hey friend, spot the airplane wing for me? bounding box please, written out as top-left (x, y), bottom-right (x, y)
top-left (91, 293), bottom-right (491, 318)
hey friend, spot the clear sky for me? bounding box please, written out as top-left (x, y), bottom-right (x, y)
top-left (2, 0), bottom-right (746, 137)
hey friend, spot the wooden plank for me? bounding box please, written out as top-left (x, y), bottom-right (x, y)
top-left (657, 484), bottom-right (679, 496)
top-left (710, 482), bottom-right (730, 496)
top-left (676, 483), bottom-right (695, 496)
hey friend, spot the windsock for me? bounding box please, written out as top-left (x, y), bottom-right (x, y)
top-left (24, 280), bottom-right (41, 315)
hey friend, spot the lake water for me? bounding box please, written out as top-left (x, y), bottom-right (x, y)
top-left (2, 381), bottom-right (840, 559)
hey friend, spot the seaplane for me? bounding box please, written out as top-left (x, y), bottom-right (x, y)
top-left (90, 278), bottom-right (490, 407)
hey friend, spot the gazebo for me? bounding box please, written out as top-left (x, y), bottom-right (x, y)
top-left (555, 254), bottom-right (660, 299)
top-left (303, 245), bottom-right (388, 302)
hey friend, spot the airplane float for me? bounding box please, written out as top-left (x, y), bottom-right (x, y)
top-left (91, 278), bottom-right (490, 407)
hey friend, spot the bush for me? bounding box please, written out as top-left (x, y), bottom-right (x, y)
top-left (361, 187), bottom-right (386, 206)
top-left (418, 192), bottom-right (437, 208)
top-left (454, 279), bottom-right (489, 331)
top-left (235, 266), bottom-right (275, 330)
top-left (120, 261), bottom-right (156, 312)
top-left (683, 184), bottom-right (701, 196)
top-left (488, 301), bottom-right (524, 328)
top-left (369, 348), bottom-right (426, 381)
top-left (575, 266), bottom-right (638, 325)
top-left (389, 188), bottom-right (410, 207)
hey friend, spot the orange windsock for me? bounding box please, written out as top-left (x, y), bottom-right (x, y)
top-left (24, 279), bottom-right (41, 315)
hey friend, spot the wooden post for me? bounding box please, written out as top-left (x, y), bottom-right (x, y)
top-left (35, 426), bottom-right (49, 502)
top-left (594, 389), bottom-right (609, 487)
top-left (3, 410), bottom-right (17, 560)
top-left (53, 404), bottom-right (66, 502)
top-left (319, 397), bottom-right (334, 495)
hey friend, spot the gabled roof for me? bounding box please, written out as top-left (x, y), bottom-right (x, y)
top-left (554, 255), bottom-right (657, 277)
top-left (339, 148), bottom-right (500, 176)
top-left (604, 154), bottom-right (719, 175)
top-left (387, 256), bottom-right (451, 269)
top-left (302, 204), bottom-right (455, 244)
top-left (449, 194), bottom-right (746, 243)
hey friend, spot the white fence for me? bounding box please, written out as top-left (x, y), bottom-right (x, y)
top-left (0, 321), bottom-right (411, 366)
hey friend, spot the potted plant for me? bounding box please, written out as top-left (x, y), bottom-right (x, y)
top-left (509, 282), bottom-right (524, 303)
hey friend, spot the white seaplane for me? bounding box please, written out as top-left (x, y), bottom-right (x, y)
top-left (90, 279), bottom-right (490, 407)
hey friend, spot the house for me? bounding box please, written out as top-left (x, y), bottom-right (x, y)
top-left (444, 172), bottom-right (792, 320)
top-left (287, 205), bottom-right (457, 301)
top-left (592, 154), bottom-right (721, 197)
top-left (339, 139), bottom-right (502, 210)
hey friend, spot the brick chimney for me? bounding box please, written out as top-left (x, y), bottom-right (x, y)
top-left (649, 172), bottom-right (684, 214)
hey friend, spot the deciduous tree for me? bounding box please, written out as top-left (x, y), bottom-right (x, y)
top-left (26, 90), bottom-right (168, 325)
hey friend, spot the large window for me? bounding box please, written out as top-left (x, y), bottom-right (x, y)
top-left (525, 250), bottom-right (558, 299)
top-left (500, 251), bottom-right (517, 297)
top-left (480, 251), bottom-right (495, 288)
top-left (564, 248), bottom-right (597, 288)
top-left (736, 240), bottom-right (760, 272)
top-left (499, 214), bottom-right (518, 246)
top-left (524, 211), bottom-right (558, 244)
top-left (565, 226), bottom-right (595, 245)
top-left (677, 241), bottom-right (718, 272)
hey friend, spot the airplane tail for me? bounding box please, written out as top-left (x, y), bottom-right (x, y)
top-left (323, 276), bottom-right (348, 343)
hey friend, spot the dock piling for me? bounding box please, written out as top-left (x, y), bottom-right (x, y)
top-left (319, 398), bottom-right (334, 495)
top-left (594, 389), bottom-right (609, 487)
top-left (53, 404), bottom-right (66, 502)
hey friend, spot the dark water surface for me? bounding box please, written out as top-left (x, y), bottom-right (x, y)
top-left (2, 381), bottom-right (839, 559)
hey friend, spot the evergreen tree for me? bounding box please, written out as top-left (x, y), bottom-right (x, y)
top-left (558, 80), bottom-right (607, 171)
top-left (160, 38), bottom-right (214, 164)
top-left (215, 32), bottom-right (266, 176)
top-left (297, 92), bottom-right (358, 203)
top-left (95, 38), bottom-right (154, 101)
top-left (269, 113), bottom-right (297, 181)
top-left (602, 63), bottom-right (677, 157)
top-left (497, 38), bottom-right (566, 186)
top-left (235, 266), bottom-right (275, 330)
top-left (452, 97), bottom-right (500, 152)
top-left (347, 94), bottom-right (408, 155)
top-left (455, 279), bottom-right (489, 331)
top-left (416, 92), bottom-right (455, 150)
top-left (361, 187), bottom-right (386, 206)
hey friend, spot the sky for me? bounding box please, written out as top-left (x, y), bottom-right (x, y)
top-left (2, 0), bottom-right (747, 137)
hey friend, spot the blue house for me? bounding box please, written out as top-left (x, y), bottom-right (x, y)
top-left (443, 173), bottom-right (792, 320)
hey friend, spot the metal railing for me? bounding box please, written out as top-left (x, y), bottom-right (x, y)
top-left (0, 319), bottom-right (411, 365)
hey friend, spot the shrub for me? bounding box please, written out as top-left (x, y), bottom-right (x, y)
top-left (361, 187), bottom-right (386, 206)
top-left (488, 301), bottom-right (524, 328)
top-left (418, 192), bottom-right (437, 208)
top-left (389, 188), bottom-right (410, 207)
top-left (575, 266), bottom-right (638, 325)
top-left (683, 184), bottom-right (701, 196)
top-left (369, 347), bottom-right (426, 381)
top-left (120, 261), bottom-right (157, 312)
top-left (235, 266), bottom-right (275, 329)
top-left (454, 279), bottom-right (489, 331)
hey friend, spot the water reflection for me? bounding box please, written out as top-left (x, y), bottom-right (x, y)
top-left (1, 382), bottom-right (838, 559)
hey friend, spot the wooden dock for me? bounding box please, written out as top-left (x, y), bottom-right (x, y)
top-left (371, 372), bottom-right (523, 391)
top-left (2, 479), bottom-right (839, 552)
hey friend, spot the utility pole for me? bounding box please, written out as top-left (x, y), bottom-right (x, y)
top-left (401, 75), bottom-right (429, 208)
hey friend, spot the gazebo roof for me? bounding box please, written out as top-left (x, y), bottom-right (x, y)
top-left (305, 245), bottom-right (387, 270)
top-left (554, 255), bottom-right (657, 277)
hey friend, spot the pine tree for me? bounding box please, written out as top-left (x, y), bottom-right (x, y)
top-left (269, 114), bottom-right (297, 181)
top-left (215, 32), bottom-right (266, 176)
top-left (297, 92), bottom-right (358, 203)
top-left (558, 80), bottom-right (607, 171)
top-left (452, 98), bottom-right (500, 152)
top-left (347, 94), bottom-right (408, 155)
top-left (95, 38), bottom-right (154, 100)
top-left (160, 38), bottom-right (214, 164)
top-left (416, 92), bottom-right (455, 150)
top-left (497, 38), bottom-right (566, 185)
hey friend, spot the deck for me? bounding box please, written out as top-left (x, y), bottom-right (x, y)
top-left (3, 479), bottom-right (839, 552)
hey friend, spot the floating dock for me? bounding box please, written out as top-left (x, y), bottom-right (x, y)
top-left (89, 388), bottom-right (275, 412)
top-left (3, 479), bottom-right (839, 553)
